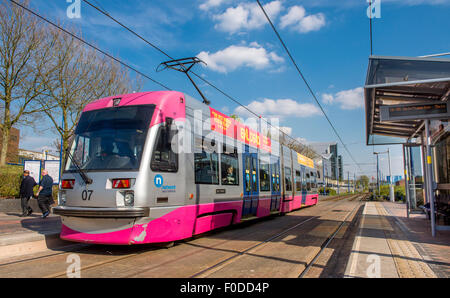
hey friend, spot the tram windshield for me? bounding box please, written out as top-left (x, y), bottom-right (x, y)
top-left (65, 105), bottom-right (155, 172)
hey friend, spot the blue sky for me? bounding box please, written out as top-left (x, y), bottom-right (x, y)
top-left (19, 0), bottom-right (450, 179)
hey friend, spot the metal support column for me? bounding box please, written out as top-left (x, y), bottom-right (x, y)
top-left (424, 120), bottom-right (436, 237)
top-left (402, 144), bottom-right (410, 218)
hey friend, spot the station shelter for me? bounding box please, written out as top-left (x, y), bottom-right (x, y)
top-left (364, 56), bottom-right (450, 236)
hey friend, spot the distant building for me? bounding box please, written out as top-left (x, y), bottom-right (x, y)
top-left (0, 127), bottom-right (20, 163)
top-left (18, 149), bottom-right (59, 163)
top-left (309, 142), bottom-right (340, 181)
top-left (387, 175), bottom-right (403, 184)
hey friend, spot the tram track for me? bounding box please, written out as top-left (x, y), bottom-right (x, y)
top-left (0, 193), bottom-right (364, 278)
top-left (298, 197), bottom-right (365, 278)
top-left (186, 194), bottom-right (367, 278)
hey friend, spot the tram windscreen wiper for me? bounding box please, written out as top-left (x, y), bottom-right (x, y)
top-left (65, 148), bottom-right (93, 185)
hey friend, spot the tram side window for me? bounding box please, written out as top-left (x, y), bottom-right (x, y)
top-left (302, 171), bottom-right (307, 190)
top-left (311, 172), bottom-right (317, 189)
top-left (306, 172), bottom-right (311, 191)
top-left (151, 126), bottom-right (178, 172)
top-left (259, 161), bottom-right (271, 192)
top-left (194, 139), bottom-right (219, 184)
top-left (221, 146), bottom-right (239, 186)
top-left (271, 163), bottom-right (280, 192)
top-left (285, 167), bottom-right (293, 192)
top-left (295, 170), bottom-right (302, 191)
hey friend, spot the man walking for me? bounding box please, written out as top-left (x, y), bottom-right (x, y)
top-left (35, 169), bottom-right (55, 219)
top-left (19, 170), bottom-right (36, 217)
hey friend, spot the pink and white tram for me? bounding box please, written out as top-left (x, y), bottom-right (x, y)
top-left (53, 91), bottom-right (319, 245)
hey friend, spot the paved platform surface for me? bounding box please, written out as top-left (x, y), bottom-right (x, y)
top-left (0, 198), bottom-right (448, 278)
top-left (344, 201), bottom-right (450, 278)
top-left (0, 211), bottom-right (65, 260)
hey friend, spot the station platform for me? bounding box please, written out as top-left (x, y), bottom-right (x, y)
top-left (344, 201), bottom-right (450, 278)
top-left (0, 210), bottom-right (73, 261)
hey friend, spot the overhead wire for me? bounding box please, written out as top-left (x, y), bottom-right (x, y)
top-left (80, 0), bottom-right (316, 152)
top-left (256, 0), bottom-right (361, 172)
top-left (13, 0), bottom-right (361, 171)
top-left (8, 0), bottom-right (172, 91)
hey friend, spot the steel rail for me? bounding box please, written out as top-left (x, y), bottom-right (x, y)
top-left (298, 197), bottom-right (366, 278)
top-left (189, 194), bottom-right (364, 278)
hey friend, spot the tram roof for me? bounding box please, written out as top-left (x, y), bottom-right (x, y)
top-left (365, 55), bottom-right (450, 145)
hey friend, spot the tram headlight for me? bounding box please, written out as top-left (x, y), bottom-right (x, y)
top-left (124, 191), bottom-right (134, 207)
top-left (59, 191), bottom-right (67, 206)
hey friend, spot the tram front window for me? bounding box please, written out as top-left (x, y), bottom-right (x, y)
top-left (65, 105), bottom-right (155, 171)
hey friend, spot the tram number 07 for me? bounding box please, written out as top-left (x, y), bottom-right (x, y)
top-left (81, 190), bottom-right (93, 201)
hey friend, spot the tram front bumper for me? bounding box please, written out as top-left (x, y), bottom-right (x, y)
top-left (53, 206), bottom-right (150, 218)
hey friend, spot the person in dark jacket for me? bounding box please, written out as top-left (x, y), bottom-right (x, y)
top-left (19, 170), bottom-right (37, 217)
top-left (35, 169), bottom-right (55, 218)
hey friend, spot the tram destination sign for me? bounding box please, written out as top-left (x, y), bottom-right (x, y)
top-left (380, 101), bottom-right (450, 121)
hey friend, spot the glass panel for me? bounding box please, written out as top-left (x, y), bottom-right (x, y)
top-left (406, 145), bottom-right (424, 209)
top-left (67, 105), bottom-right (154, 171)
top-left (259, 161), bottom-right (270, 192)
top-left (306, 172), bottom-right (311, 191)
top-left (277, 166), bottom-right (281, 192)
top-left (221, 147), bottom-right (239, 186)
top-left (271, 163), bottom-right (279, 192)
top-left (151, 127), bottom-right (178, 172)
top-left (285, 167), bottom-right (292, 192)
top-left (367, 57), bottom-right (450, 86)
top-left (295, 170), bottom-right (302, 191)
top-left (252, 157), bottom-right (258, 192)
top-left (434, 135), bottom-right (450, 184)
top-left (245, 156), bottom-right (252, 192)
top-left (194, 139), bottom-right (219, 184)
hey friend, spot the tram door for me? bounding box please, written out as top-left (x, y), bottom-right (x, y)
top-left (270, 158), bottom-right (281, 211)
top-left (301, 166), bottom-right (307, 205)
top-left (242, 146), bottom-right (259, 217)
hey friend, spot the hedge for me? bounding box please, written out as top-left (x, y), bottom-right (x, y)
top-left (0, 165), bottom-right (58, 199)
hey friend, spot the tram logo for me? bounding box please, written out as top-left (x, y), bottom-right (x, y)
top-left (154, 175), bottom-right (164, 188)
top-left (154, 174), bottom-right (176, 192)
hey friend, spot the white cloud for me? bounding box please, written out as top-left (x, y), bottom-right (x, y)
top-left (267, 125), bottom-right (293, 139)
top-left (213, 1), bottom-right (283, 34)
top-left (197, 43), bottom-right (284, 73)
top-left (296, 137), bottom-right (309, 144)
top-left (279, 126), bottom-right (292, 136)
top-left (280, 6), bottom-right (306, 29)
top-left (199, 0), bottom-right (228, 11)
top-left (234, 98), bottom-right (321, 118)
top-left (280, 5), bottom-right (326, 33)
top-left (322, 87), bottom-right (364, 110)
top-left (298, 13), bottom-right (326, 33)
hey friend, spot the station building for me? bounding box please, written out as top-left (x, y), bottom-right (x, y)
top-left (364, 55), bottom-right (450, 236)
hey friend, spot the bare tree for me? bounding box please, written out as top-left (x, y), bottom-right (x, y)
top-left (37, 27), bottom-right (142, 164)
top-left (0, 0), bottom-right (54, 165)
